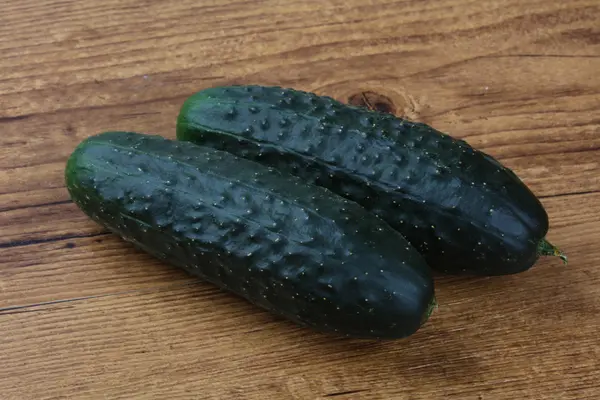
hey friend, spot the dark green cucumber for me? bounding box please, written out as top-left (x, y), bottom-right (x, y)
top-left (65, 131), bottom-right (436, 339)
top-left (176, 85), bottom-right (566, 275)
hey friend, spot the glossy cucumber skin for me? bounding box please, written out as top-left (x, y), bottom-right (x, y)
top-left (176, 85), bottom-right (551, 275)
top-left (65, 131), bottom-right (435, 339)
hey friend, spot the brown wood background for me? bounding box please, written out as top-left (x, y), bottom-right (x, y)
top-left (1, 0), bottom-right (599, 399)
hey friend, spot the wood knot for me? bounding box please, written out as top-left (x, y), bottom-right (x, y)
top-left (347, 91), bottom-right (396, 114)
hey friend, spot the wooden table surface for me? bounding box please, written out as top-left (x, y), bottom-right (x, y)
top-left (1, 1), bottom-right (599, 399)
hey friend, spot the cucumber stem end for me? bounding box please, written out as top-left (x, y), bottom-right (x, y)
top-left (538, 239), bottom-right (568, 265)
top-left (421, 294), bottom-right (438, 325)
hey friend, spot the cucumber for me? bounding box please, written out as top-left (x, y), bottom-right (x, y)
top-left (176, 85), bottom-right (566, 275)
top-left (65, 131), bottom-right (436, 339)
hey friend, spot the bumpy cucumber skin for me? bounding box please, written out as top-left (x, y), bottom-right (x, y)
top-left (65, 131), bottom-right (435, 339)
top-left (176, 85), bottom-right (550, 275)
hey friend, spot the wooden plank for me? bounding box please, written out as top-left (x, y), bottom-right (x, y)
top-left (0, 246), bottom-right (598, 399)
top-left (1, 0), bottom-right (598, 117)
top-left (1, 191), bottom-right (597, 317)
top-left (0, 75), bottom-right (598, 204)
top-left (1, 0), bottom-right (599, 399)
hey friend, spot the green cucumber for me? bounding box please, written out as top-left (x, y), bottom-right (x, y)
top-left (176, 85), bottom-right (566, 275)
top-left (65, 131), bottom-right (436, 339)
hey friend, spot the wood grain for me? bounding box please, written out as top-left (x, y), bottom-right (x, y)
top-left (1, 0), bottom-right (599, 399)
